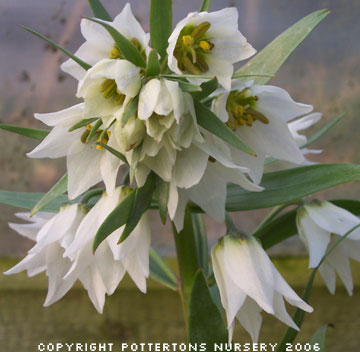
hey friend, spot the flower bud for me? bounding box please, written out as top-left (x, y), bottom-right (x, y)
top-left (115, 116), bottom-right (146, 152)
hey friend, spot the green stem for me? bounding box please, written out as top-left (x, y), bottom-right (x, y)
top-left (81, 188), bottom-right (104, 204)
top-left (172, 206), bottom-right (201, 332)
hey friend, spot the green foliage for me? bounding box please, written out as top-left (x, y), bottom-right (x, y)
top-left (31, 174), bottom-right (68, 216)
top-left (121, 96), bottom-right (139, 127)
top-left (22, 26), bottom-right (91, 71)
top-left (88, 0), bottom-right (112, 21)
top-left (84, 17), bottom-right (146, 68)
top-left (119, 173), bottom-right (157, 243)
top-left (200, 0), bottom-right (210, 12)
top-left (95, 143), bottom-right (128, 164)
top-left (188, 270), bottom-right (228, 346)
top-left (309, 324), bottom-right (332, 351)
top-left (233, 9), bottom-right (331, 84)
top-left (192, 214), bottom-right (209, 275)
top-left (154, 177), bottom-right (169, 224)
top-left (0, 124), bottom-right (49, 140)
top-left (146, 49), bottom-right (161, 77)
top-left (150, 0), bottom-right (172, 59)
top-left (68, 118), bottom-right (99, 132)
top-left (194, 100), bottom-right (255, 156)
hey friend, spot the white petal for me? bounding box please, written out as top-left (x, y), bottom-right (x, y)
top-left (138, 79), bottom-right (161, 120)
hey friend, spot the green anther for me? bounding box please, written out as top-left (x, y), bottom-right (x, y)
top-left (102, 80), bottom-right (117, 99)
top-left (81, 129), bottom-right (91, 143)
top-left (195, 55), bottom-right (209, 72)
top-left (114, 93), bottom-right (125, 105)
top-left (109, 46), bottom-right (121, 59)
top-left (191, 21), bottom-right (211, 39)
top-left (247, 109), bottom-right (269, 124)
top-left (182, 56), bottom-right (201, 75)
top-left (100, 79), bottom-right (115, 93)
top-left (131, 38), bottom-right (141, 50)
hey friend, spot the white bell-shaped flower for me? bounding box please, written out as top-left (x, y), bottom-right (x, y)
top-left (211, 234), bottom-right (313, 342)
top-left (167, 8), bottom-right (256, 90)
top-left (296, 201), bottom-right (360, 295)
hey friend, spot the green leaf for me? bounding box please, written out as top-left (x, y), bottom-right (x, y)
top-left (130, 144), bottom-right (142, 184)
top-left (146, 49), bottom-right (161, 77)
top-left (309, 324), bottom-right (332, 351)
top-left (0, 190), bottom-right (69, 213)
top-left (191, 78), bottom-right (218, 100)
top-left (118, 172), bottom-right (157, 243)
top-left (255, 199), bottom-right (360, 250)
top-left (0, 123), bottom-right (49, 141)
top-left (154, 177), bottom-right (169, 224)
top-left (93, 189), bottom-right (136, 253)
top-left (96, 143), bottom-right (128, 164)
top-left (192, 213), bottom-right (209, 275)
top-left (88, 0), bottom-right (112, 21)
top-left (86, 119), bottom-right (102, 143)
top-left (150, 0), bottom-right (172, 59)
top-left (302, 113), bottom-right (345, 150)
top-left (84, 17), bottom-right (146, 68)
top-left (194, 100), bottom-right (255, 156)
top-left (121, 96), bottom-right (139, 126)
top-left (276, 223), bottom-right (360, 352)
top-left (149, 248), bottom-right (178, 291)
top-left (233, 9), bottom-right (330, 84)
top-left (177, 81), bottom-right (202, 93)
top-left (189, 270), bottom-right (228, 346)
top-left (225, 164), bottom-right (360, 212)
top-left (68, 118), bottom-right (99, 132)
top-left (200, 0), bottom-right (210, 12)
top-left (31, 174), bottom-right (68, 216)
top-left (22, 26), bottom-right (91, 71)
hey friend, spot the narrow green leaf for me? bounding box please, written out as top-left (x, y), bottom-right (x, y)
top-left (200, 0), bottom-right (210, 12)
top-left (121, 96), bottom-right (139, 126)
top-left (191, 78), bottom-right (218, 100)
top-left (0, 123), bottom-right (49, 140)
top-left (309, 324), bottom-right (331, 351)
top-left (0, 190), bottom-right (70, 213)
top-left (154, 177), bottom-right (169, 224)
top-left (95, 143), bottom-right (128, 164)
top-left (22, 26), bottom-right (91, 71)
top-left (276, 223), bottom-right (360, 352)
top-left (93, 189), bottom-right (136, 253)
top-left (86, 119), bottom-right (102, 143)
top-left (178, 81), bottom-right (202, 93)
top-left (88, 0), bottom-right (112, 21)
top-left (225, 164), bottom-right (360, 211)
top-left (118, 172), bottom-right (157, 243)
top-left (84, 17), bottom-right (146, 68)
top-left (150, 0), bottom-right (172, 59)
top-left (302, 113), bottom-right (345, 149)
top-left (189, 270), bottom-right (228, 346)
top-left (194, 100), bottom-right (256, 156)
top-left (149, 248), bottom-right (178, 290)
top-left (68, 118), bottom-right (99, 132)
top-left (234, 9), bottom-right (331, 84)
top-left (31, 174), bottom-right (68, 216)
top-left (192, 213), bottom-right (209, 275)
top-left (146, 49), bottom-right (161, 77)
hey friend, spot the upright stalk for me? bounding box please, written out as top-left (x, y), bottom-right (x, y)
top-left (172, 207), bottom-right (201, 331)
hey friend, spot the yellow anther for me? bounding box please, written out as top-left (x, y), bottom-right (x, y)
top-left (114, 93), bottom-right (125, 105)
top-left (86, 124), bottom-right (93, 130)
top-left (96, 144), bottom-right (104, 150)
top-left (234, 105), bottom-right (244, 117)
top-left (109, 47), bottom-right (121, 59)
top-left (182, 35), bottom-right (194, 47)
top-left (100, 79), bottom-right (114, 93)
top-left (191, 21), bottom-right (211, 39)
top-left (131, 38), bottom-right (141, 50)
top-left (199, 40), bottom-right (211, 52)
top-left (245, 114), bottom-right (253, 126)
top-left (239, 118), bottom-right (246, 126)
top-left (107, 131), bottom-right (111, 137)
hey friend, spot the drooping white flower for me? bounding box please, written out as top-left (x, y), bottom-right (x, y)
top-left (296, 201), bottom-right (360, 295)
top-left (61, 3), bottom-right (150, 81)
top-left (64, 187), bottom-right (151, 306)
top-left (4, 204), bottom-right (87, 307)
top-left (167, 8), bottom-right (256, 90)
top-left (211, 234), bottom-right (313, 342)
top-left (27, 103), bottom-right (124, 200)
top-left (212, 80), bottom-right (314, 184)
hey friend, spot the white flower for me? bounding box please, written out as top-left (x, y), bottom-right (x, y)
top-left (64, 187), bottom-right (151, 304)
top-left (212, 80), bottom-right (314, 184)
top-left (296, 201), bottom-right (360, 295)
top-left (167, 8), bottom-right (256, 90)
top-left (61, 3), bottom-right (150, 81)
top-left (27, 103), bottom-right (124, 200)
top-left (4, 204), bottom-right (87, 307)
top-left (211, 235), bottom-right (313, 342)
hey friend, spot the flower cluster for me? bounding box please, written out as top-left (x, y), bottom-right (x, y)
top-left (5, 2), bottom-right (340, 344)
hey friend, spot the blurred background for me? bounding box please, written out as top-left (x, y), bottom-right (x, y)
top-left (0, 0), bottom-right (360, 351)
